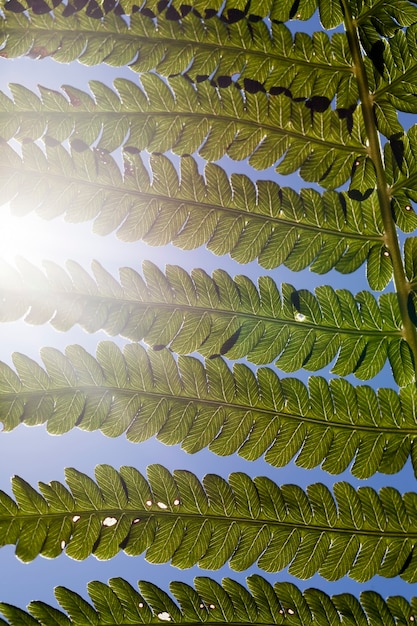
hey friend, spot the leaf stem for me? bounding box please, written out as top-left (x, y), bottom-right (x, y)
top-left (341, 0), bottom-right (417, 380)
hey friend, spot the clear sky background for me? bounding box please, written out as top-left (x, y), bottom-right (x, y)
top-left (0, 10), bottom-right (416, 615)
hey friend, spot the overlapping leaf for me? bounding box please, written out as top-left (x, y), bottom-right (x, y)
top-left (0, 142), bottom-right (387, 279)
top-left (356, 0), bottom-right (417, 40)
top-left (5, 0), bottom-right (417, 36)
top-left (2, 463), bottom-right (417, 581)
top-left (372, 25), bottom-right (417, 116)
top-left (384, 125), bottom-right (417, 231)
top-left (2, 575), bottom-right (417, 625)
top-left (0, 74), bottom-right (366, 185)
top-left (0, 0), bottom-right (322, 22)
top-left (0, 259), bottom-right (409, 382)
top-left (0, 9), bottom-right (356, 106)
top-left (1, 342), bottom-right (417, 478)
top-left (4, 1), bottom-right (417, 119)
top-left (387, 126), bottom-right (417, 193)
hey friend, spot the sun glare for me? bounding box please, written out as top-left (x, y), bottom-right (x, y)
top-left (0, 204), bottom-right (57, 264)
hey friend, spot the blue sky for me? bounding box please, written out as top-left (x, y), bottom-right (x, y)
top-left (0, 12), bottom-right (416, 617)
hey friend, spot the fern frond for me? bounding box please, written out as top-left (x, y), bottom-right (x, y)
top-left (2, 342), bottom-right (417, 477)
top-left (6, 0), bottom-right (417, 35)
top-left (372, 26), bottom-right (417, 116)
top-left (1, 0), bottom-right (323, 23)
top-left (2, 575), bottom-right (417, 625)
top-left (356, 0), bottom-right (417, 36)
top-left (2, 463), bottom-right (417, 581)
top-left (0, 143), bottom-right (387, 279)
top-left (0, 74), bottom-right (366, 185)
top-left (0, 259), bottom-right (409, 382)
top-left (0, 9), bottom-right (356, 105)
top-left (386, 126), bottom-right (417, 233)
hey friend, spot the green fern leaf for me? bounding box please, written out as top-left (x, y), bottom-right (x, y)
top-left (0, 144), bottom-right (387, 277)
top-left (0, 74), bottom-right (366, 184)
top-left (4, 574), bottom-right (417, 625)
top-left (363, 27), bottom-right (417, 117)
top-left (5, 0), bottom-right (417, 36)
top-left (0, 9), bottom-right (356, 105)
top-left (2, 465), bottom-right (417, 580)
top-left (0, 259), bottom-right (408, 381)
top-left (357, 0), bottom-right (417, 39)
top-left (387, 127), bottom-right (417, 232)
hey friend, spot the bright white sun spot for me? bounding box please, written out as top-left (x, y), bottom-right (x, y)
top-left (0, 205), bottom-right (58, 264)
top-left (157, 612), bottom-right (171, 622)
top-left (295, 313), bottom-right (306, 322)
